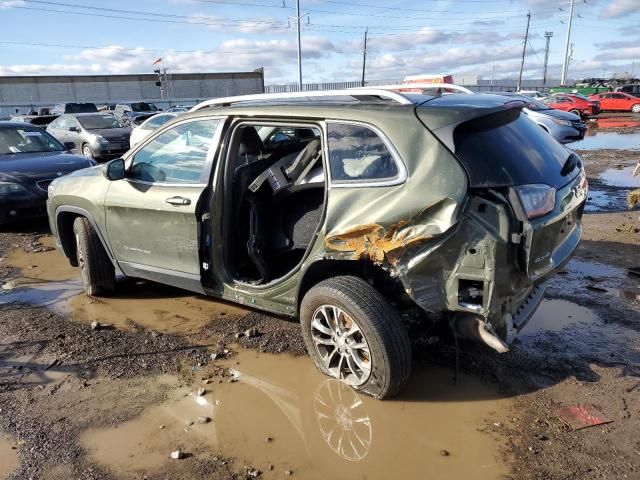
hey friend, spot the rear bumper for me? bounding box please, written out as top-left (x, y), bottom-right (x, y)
top-left (398, 172), bottom-right (587, 332)
top-left (554, 124), bottom-right (586, 143)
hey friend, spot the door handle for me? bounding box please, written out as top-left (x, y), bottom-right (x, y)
top-left (165, 196), bottom-right (191, 206)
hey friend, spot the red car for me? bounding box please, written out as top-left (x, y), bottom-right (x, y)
top-left (588, 92), bottom-right (640, 113)
top-left (543, 94), bottom-right (601, 117)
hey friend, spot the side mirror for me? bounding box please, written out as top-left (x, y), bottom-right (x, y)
top-left (102, 158), bottom-right (125, 181)
top-left (63, 141), bottom-right (76, 150)
top-left (68, 126), bottom-right (79, 132)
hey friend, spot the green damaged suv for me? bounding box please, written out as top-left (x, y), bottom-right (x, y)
top-left (47, 87), bottom-right (587, 399)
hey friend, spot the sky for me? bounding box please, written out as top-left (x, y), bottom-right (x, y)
top-left (0, 0), bottom-right (638, 85)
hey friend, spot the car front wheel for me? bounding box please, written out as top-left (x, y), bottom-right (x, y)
top-left (569, 109), bottom-right (582, 116)
top-left (73, 217), bottom-right (115, 296)
top-left (82, 144), bottom-right (94, 160)
top-left (300, 275), bottom-right (412, 399)
top-left (632, 104), bottom-right (640, 113)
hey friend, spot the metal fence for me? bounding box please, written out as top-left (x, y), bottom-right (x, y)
top-left (265, 78), bottom-right (570, 94)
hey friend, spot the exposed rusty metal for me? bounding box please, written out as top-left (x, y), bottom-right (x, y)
top-left (325, 221), bottom-right (432, 266)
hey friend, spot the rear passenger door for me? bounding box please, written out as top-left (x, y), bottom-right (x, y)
top-left (104, 117), bottom-right (224, 290)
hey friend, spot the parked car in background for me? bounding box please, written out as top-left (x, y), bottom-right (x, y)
top-left (516, 90), bottom-right (548, 99)
top-left (616, 84), bottom-right (640, 97)
top-left (98, 104), bottom-right (116, 113)
top-left (47, 113), bottom-right (131, 161)
top-left (129, 112), bottom-right (179, 148)
top-left (47, 88), bottom-right (587, 399)
top-left (495, 93), bottom-right (586, 143)
top-left (51, 102), bottom-right (98, 115)
top-left (0, 122), bottom-right (93, 224)
top-left (543, 94), bottom-right (601, 117)
top-left (114, 102), bottom-right (159, 127)
top-left (165, 106), bottom-right (189, 113)
top-left (588, 92), bottom-right (640, 113)
top-left (10, 113), bottom-right (59, 128)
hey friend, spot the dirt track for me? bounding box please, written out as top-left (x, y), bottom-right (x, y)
top-left (1, 143), bottom-right (640, 479)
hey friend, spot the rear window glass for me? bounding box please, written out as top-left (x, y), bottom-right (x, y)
top-left (65, 103), bottom-right (97, 113)
top-left (327, 123), bottom-right (399, 182)
top-left (453, 109), bottom-right (576, 188)
top-left (77, 114), bottom-right (124, 130)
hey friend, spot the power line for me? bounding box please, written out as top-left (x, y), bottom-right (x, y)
top-left (0, 39), bottom-right (361, 55)
top-left (313, 0), bottom-right (565, 15)
top-left (5, 2), bottom-right (562, 36)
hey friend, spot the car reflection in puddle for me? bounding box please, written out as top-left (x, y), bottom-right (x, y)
top-left (80, 351), bottom-right (511, 480)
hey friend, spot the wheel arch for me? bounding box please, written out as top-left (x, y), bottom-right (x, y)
top-left (55, 206), bottom-right (117, 269)
top-left (296, 259), bottom-right (407, 313)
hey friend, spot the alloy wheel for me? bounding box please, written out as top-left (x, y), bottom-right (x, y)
top-left (310, 305), bottom-right (372, 386)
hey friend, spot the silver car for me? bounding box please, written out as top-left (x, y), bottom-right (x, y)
top-left (496, 93), bottom-right (586, 144)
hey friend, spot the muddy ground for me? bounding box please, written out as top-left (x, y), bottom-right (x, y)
top-left (1, 125), bottom-right (640, 479)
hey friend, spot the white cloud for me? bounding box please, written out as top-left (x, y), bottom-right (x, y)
top-left (0, 0), bottom-right (25, 7)
top-left (600, 0), bottom-right (637, 18)
top-left (594, 46), bottom-right (640, 62)
top-left (0, 37), bottom-right (339, 81)
top-left (187, 13), bottom-right (288, 34)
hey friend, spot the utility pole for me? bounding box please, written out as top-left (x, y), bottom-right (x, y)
top-left (361, 28), bottom-right (368, 87)
top-left (491, 62), bottom-right (495, 90)
top-left (543, 31), bottom-right (553, 86)
top-left (561, 0), bottom-right (575, 86)
top-left (517, 11), bottom-right (531, 91)
top-left (288, 0), bottom-right (309, 91)
top-left (296, 0), bottom-right (302, 90)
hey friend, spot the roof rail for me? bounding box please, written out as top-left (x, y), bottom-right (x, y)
top-left (189, 88), bottom-right (414, 112)
top-left (373, 83), bottom-right (475, 94)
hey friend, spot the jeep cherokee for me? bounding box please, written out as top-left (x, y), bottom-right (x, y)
top-left (47, 87), bottom-right (587, 399)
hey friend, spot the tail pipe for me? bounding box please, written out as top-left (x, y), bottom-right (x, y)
top-left (453, 314), bottom-right (509, 353)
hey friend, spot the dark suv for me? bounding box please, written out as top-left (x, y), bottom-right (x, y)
top-left (51, 102), bottom-right (98, 115)
top-left (47, 87), bottom-right (587, 399)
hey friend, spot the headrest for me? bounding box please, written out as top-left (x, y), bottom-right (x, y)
top-left (237, 127), bottom-right (264, 156)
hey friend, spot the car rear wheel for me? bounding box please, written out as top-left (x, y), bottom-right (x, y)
top-left (73, 217), bottom-right (115, 296)
top-left (82, 144), bottom-right (94, 160)
top-left (632, 104), bottom-right (640, 113)
top-left (569, 109), bottom-right (581, 116)
top-left (300, 275), bottom-right (412, 399)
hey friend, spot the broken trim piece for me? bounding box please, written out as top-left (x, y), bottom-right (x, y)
top-left (453, 314), bottom-right (509, 353)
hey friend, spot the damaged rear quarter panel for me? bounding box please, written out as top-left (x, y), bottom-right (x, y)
top-left (322, 109), bottom-right (470, 309)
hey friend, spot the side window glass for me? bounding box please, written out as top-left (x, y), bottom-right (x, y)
top-left (129, 119), bottom-right (220, 184)
top-left (58, 117), bottom-right (69, 129)
top-left (327, 123), bottom-right (399, 182)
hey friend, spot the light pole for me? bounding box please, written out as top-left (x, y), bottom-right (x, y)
top-left (288, 0), bottom-right (309, 91)
top-left (543, 31), bottom-right (553, 86)
top-left (561, 0), bottom-right (575, 86)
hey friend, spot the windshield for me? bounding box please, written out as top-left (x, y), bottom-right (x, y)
top-left (0, 126), bottom-right (64, 155)
top-left (572, 94), bottom-right (591, 101)
top-left (521, 96), bottom-right (551, 111)
top-left (131, 102), bottom-right (158, 112)
top-left (77, 114), bottom-right (124, 130)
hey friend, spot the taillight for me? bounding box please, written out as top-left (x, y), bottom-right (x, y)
top-left (514, 184), bottom-right (556, 219)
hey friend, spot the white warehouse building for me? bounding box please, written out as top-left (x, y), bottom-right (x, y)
top-left (0, 70), bottom-right (265, 116)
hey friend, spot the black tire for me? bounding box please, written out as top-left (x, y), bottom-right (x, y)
top-left (300, 275), bottom-right (412, 399)
top-left (569, 109), bottom-right (581, 117)
top-left (73, 217), bottom-right (115, 296)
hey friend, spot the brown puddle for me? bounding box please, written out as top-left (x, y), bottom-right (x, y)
top-left (80, 350), bottom-right (510, 480)
top-left (2, 236), bottom-right (248, 334)
top-left (6, 235), bottom-right (77, 281)
top-left (0, 434), bottom-right (19, 479)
